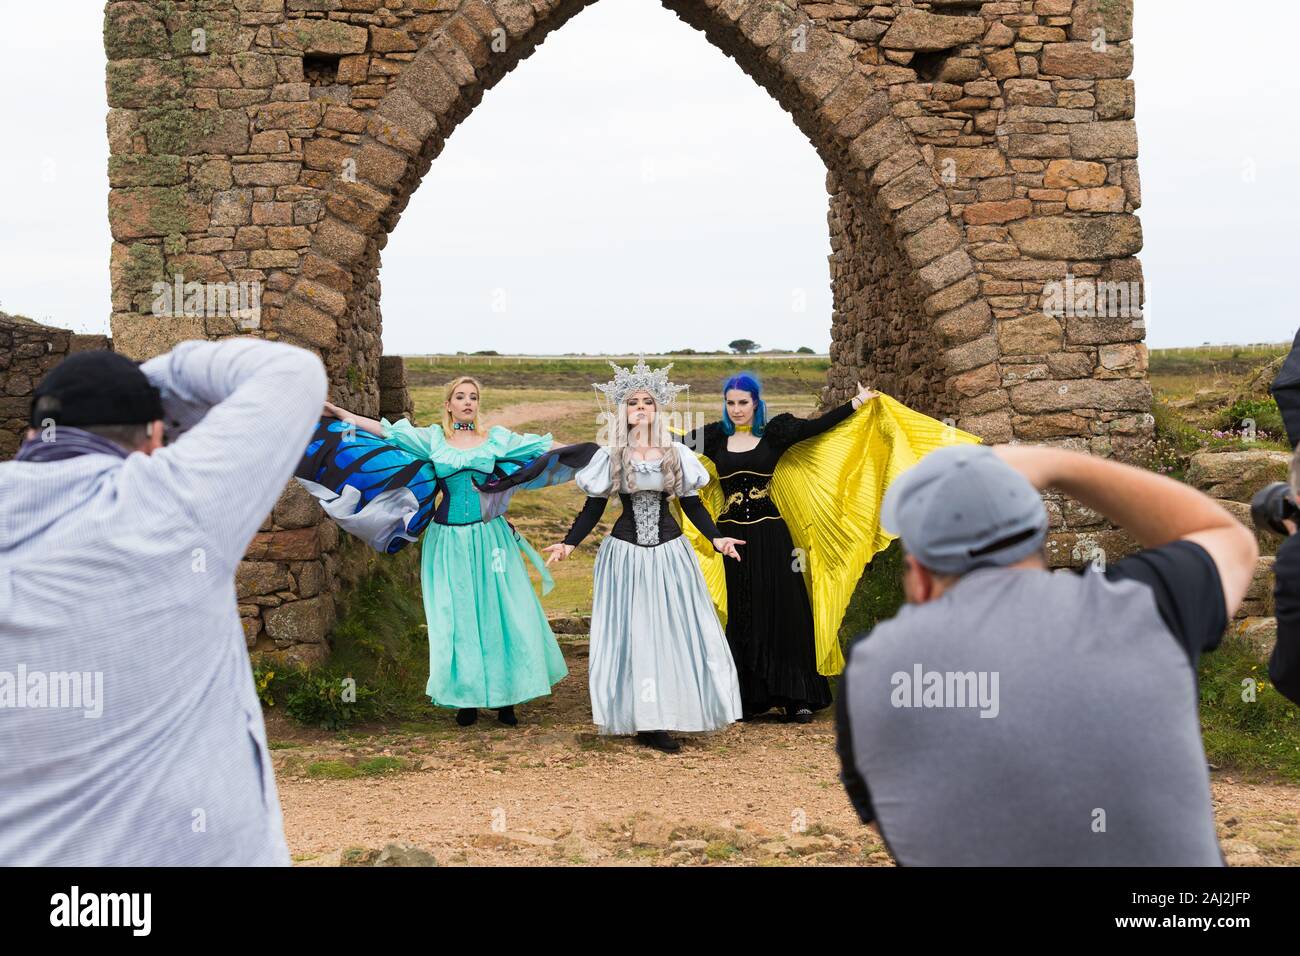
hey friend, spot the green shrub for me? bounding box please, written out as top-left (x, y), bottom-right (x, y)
top-left (1198, 634), bottom-right (1300, 781)
top-left (283, 669), bottom-right (378, 731)
top-left (253, 661), bottom-right (277, 709)
top-left (253, 542), bottom-right (432, 729)
top-left (306, 760), bottom-right (361, 780)
top-left (1219, 396), bottom-right (1285, 442)
top-left (836, 541), bottom-right (906, 663)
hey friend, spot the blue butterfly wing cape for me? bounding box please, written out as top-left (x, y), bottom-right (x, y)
top-left (294, 419), bottom-right (599, 554)
top-left (294, 417), bottom-right (437, 554)
top-left (476, 441), bottom-right (601, 522)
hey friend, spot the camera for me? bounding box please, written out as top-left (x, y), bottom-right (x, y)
top-left (1251, 482), bottom-right (1300, 536)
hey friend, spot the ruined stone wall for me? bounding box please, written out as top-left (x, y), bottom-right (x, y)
top-left (101, 0), bottom-right (1151, 661)
top-left (826, 175), bottom-right (945, 414)
top-left (0, 315), bottom-right (111, 461)
top-left (810, 0), bottom-right (1147, 452)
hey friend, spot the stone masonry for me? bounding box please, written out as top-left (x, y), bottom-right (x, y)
top-left (102, 0), bottom-right (1149, 659)
top-left (0, 314), bottom-right (111, 459)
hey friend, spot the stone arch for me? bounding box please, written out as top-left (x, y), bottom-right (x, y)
top-left (106, 0), bottom-right (1149, 447)
top-left (104, 0), bottom-right (1149, 658)
top-left (273, 0), bottom-right (981, 424)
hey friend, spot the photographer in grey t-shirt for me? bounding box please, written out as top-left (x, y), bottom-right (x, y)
top-left (836, 444), bottom-right (1258, 866)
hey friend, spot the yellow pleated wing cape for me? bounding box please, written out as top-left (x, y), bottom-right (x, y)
top-left (673, 394), bottom-right (980, 677)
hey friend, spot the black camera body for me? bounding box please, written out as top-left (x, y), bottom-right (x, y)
top-left (1251, 482), bottom-right (1300, 536)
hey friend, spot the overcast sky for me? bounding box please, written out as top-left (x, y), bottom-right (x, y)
top-left (0, 0), bottom-right (1296, 352)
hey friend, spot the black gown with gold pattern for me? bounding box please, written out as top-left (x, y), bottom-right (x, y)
top-left (692, 401), bottom-right (856, 717)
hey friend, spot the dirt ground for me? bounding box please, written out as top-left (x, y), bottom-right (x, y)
top-left (271, 640), bottom-right (1300, 867)
top-left (479, 399), bottom-right (594, 433)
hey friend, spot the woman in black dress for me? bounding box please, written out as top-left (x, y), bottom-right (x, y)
top-left (687, 375), bottom-right (877, 723)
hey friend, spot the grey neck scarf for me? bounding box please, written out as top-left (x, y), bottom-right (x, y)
top-left (14, 426), bottom-right (133, 463)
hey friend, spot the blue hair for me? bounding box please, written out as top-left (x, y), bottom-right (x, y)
top-left (720, 372), bottom-right (768, 436)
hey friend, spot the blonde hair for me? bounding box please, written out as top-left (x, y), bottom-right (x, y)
top-left (442, 375), bottom-right (483, 434)
top-left (604, 392), bottom-right (684, 497)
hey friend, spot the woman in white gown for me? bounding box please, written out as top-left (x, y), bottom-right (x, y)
top-left (544, 359), bottom-right (745, 752)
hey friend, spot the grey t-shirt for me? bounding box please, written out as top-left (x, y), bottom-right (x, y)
top-left (836, 541), bottom-right (1227, 866)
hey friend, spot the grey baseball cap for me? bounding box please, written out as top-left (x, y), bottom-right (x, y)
top-left (880, 444), bottom-right (1048, 575)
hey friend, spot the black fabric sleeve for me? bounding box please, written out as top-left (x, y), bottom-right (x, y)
top-left (679, 494), bottom-right (722, 544)
top-left (562, 495), bottom-right (608, 548)
top-left (1269, 533), bottom-right (1300, 705)
top-left (834, 658), bottom-right (876, 824)
top-left (1104, 540), bottom-right (1228, 668)
top-left (765, 400), bottom-right (857, 452)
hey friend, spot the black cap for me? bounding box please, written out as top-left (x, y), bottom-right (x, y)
top-left (29, 351), bottom-right (164, 428)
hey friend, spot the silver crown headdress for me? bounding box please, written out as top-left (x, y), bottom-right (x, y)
top-left (593, 356), bottom-right (689, 407)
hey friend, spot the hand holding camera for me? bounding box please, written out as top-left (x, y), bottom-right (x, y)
top-left (1250, 482), bottom-right (1299, 536)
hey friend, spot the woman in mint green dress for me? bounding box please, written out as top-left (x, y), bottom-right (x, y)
top-left (323, 376), bottom-right (567, 727)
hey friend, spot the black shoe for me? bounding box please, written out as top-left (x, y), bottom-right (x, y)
top-left (635, 730), bottom-right (681, 753)
top-left (456, 708), bottom-right (478, 726)
top-left (496, 706), bottom-right (518, 726)
top-left (785, 705), bottom-right (814, 724)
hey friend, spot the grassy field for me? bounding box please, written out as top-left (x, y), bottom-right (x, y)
top-left (404, 354), bottom-right (834, 399)
top-left (1138, 344), bottom-right (1291, 482)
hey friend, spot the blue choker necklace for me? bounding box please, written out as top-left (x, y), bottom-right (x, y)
top-left (452, 421), bottom-right (475, 431)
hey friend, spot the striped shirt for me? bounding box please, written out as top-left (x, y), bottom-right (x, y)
top-left (0, 338), bottom-right (326, 865)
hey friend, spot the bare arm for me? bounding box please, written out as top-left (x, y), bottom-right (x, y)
top-left (993, 444), bottom-right (1259, 617)
top-left (323, 400), bottom-right (385, 437)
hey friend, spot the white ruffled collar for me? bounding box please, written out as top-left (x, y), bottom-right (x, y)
top-left (627, 455), bottom-right (664, 473)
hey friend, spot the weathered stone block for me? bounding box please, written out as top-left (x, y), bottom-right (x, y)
top-left (1069, 0), bottom-right (1134, 43)
top-left (998, 313), bottom-right (1062, 355)
top-left (1186, 451), bottom-right (1290, 502)
top-left (1010, 378), bottom-right (1150, 413)
top-left (933, 147), bottom-right (1007, 179)
top-left (275, 20), bottom-right (370, 54)
top-left (108, 187), bottom-right (208, 240)
top-left (917, 248), bottom-right (974, 293)
top-left (274, 480), bottom-right (324, 529)
top-left (849, 118), bottom-right (910, 171)
top-left (1008, 214), bottom-right (1143, 259)
top-left (1067, 186), bottom-right (1126, 212)
top-left (964, 199), bottom-right (1031, 225)
top-left (934, 298), bottom-right (993, 345)
top-left (265, 596), bottom-right (334, 645)
top-left (882, 10), bottom-right (984, 51)
top-left (1095, 79), bottom-right (1136, 120)
top-left (1069, 121), bottom-right (1139, 159)
top-left (276, 295), bottom-right (339, 348)
top-left (903, 217), bottom-right (963, 266)
top-left (1043, 159), bottom-right (1107, 189)
top-left (1040, 42), bottom-right (1134, 79)
top-left (237, 560), bottom-right (293, 599)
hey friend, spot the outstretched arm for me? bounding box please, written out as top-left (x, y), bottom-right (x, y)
top-left (544, 495), bottom-right (609, 565)
top-left (680, 495), bottom-right (744, 561)
top-left (563, 496), bottom-right (608, 548)
top-left (323, 400), bottom-right (385, 437)
top-left (772, 382), bottom-right (877, 449)
top-left (994, 444), bottom-right (1259, 618)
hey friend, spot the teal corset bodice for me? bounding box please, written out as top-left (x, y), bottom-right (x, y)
top-left (437, 467), bottom-right (488, 525)
top-left (378, 419), bottom-right (554, 528)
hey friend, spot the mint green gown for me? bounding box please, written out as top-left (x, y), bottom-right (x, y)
top-left (380, 419), bottom-right (569, 709)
